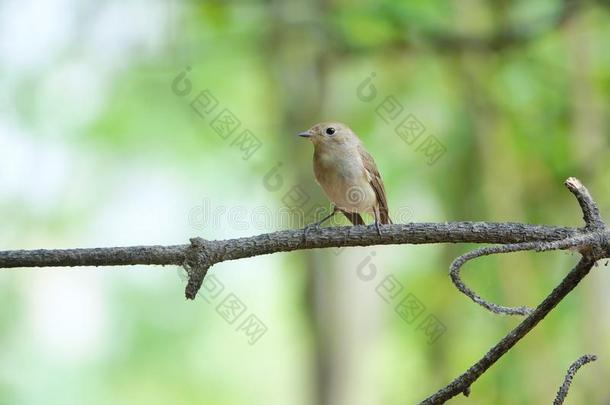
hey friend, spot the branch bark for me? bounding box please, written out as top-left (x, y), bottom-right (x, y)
top-left (0, 222), bottom-right (579, 268)
top-left (553, 354), bottom-right (597, 405)
top-left (0, 222), bottom-right (580, 298)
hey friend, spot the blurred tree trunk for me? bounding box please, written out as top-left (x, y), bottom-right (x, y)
top-left (446, 0), bottom-right (541, 400)
top-left (265, 1), bottom-right (382, 404)
top-left (566, 10), bottom-right (606, 403)
top-left (264, 1), bottom-right (339, 404)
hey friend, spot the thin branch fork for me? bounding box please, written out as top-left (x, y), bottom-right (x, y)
top-left (0, 177), bottom-right (608, 403)
top-left (419, 177), bottom-right (609, 404)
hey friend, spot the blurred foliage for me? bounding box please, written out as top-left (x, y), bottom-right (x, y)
top-left (1, 0), bottom-right (610, 404)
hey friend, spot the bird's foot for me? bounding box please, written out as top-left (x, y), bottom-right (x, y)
top-left (374, 220), bottom-right (383, 236)
top-left (303, 223), bottom-right (321, 244)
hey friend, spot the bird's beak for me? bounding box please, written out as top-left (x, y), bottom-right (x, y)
top-left (297, 130), bottom-right (311, 138)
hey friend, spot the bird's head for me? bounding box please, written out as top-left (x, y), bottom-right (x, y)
top-left (297, 122), bottom-right (359, 149)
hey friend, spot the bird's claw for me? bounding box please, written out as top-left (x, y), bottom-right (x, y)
top-left (374, 221), bottom-right (382, 236)
top-left (303, 223), bottom-right (321, 244)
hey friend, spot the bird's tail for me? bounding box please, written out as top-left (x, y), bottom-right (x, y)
top-left (339, 209), bottom-right (366, 226)
top-left (380, 207), bottom-right (392, 224)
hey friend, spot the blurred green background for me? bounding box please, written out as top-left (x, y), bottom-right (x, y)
top-left (1, 0), bottom-right (609, 404)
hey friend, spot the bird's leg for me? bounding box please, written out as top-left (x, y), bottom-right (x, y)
top-left (310, 207), bottom-right (338, 228)
top-left (303, 206), bottom-right (338, 243)
top-left (373, 206), bottom-right (382, 236)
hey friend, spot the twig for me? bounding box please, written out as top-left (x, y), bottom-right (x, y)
top-left (449, 233), bottom-right (603, 316)
top-left (449, 242), bottom-right (538, 316)
top-left (564, 177), bottom-right (604, 230)
top-left (553, 354), bottom-right (597, 405)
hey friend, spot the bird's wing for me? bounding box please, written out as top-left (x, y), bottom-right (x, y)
top-left (358, 144), bottom-right (392, 224)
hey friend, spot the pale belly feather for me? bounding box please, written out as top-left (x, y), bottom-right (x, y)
top-left (314, 150), bottom-right (377, 214)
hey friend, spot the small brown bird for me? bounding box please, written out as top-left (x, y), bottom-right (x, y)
top-left (298, 122), bottom-right (391, 233)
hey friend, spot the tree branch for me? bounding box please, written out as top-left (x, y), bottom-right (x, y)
top-left (449, 232), bottom-right (605, 316)
top-left (419, 256), bottom-right (597, 404)
top-left (418, 177), bottom-right (608, 403)
top-left (565, 177), bottom-right (605, 231)
top-left (0, 222), bottom-right (578, 265)
top-left (553, 354), bottom-right (597, 405)
top-left (0, 222), bottom-right (580, 298)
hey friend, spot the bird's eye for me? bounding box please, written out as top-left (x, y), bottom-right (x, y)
top-left (325, 127), bottom-right (336, 135)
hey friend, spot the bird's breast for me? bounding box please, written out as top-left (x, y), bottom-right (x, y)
top-left (313, 148), bottom-right (376, 213)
